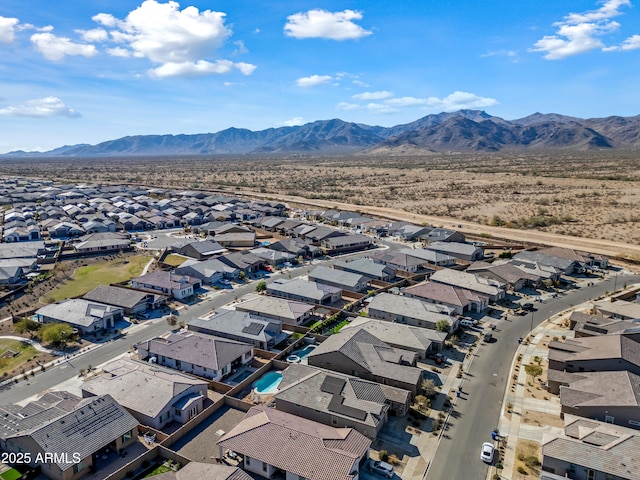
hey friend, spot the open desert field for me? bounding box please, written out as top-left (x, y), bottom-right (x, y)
top-left (4, 150), bottom-right (640, 256)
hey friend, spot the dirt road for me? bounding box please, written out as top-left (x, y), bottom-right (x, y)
top-left (236, 189), bottom-right (640, 260)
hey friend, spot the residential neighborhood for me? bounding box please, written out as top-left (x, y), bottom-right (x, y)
top-left (0, 176), bottom-right (638, 480)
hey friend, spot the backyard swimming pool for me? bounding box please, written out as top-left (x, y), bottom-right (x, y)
top-left (253, 371), bottom-right (283, 395)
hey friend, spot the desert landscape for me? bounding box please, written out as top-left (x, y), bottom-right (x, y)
top-left (4, 150), bottom-right (640, 255)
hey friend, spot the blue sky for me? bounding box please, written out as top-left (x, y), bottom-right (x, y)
top-left (0, 0), bottom-right (639, 152)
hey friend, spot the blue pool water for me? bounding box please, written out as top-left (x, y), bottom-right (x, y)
top-left (253, 371), bottom-right (283, 394)
top-left (293, 344), bottom-right (317, 361)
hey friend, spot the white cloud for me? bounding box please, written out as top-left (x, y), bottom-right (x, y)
top-left (0, 96), bottom-right (80, 118)
top-left (421, 91), bottom-right (498, 111)
top-left (94, 0), bottom-right (255, 77)
top-left (150, 60), bottom-right (256, 78)
top-left (296, 74), bottom-right (333, 87)
top-left (352, 90), bottom-right (394, 100)
top-left (232, 40), bottom-right (248, 55)
top-left (352, 79), bottom-right (370, 88)
top-left (76, 28), bottom-right (108, 43)
top-left (530, 0), bottom-right (634, 59)
top-left (604, 33), bottom-right (640, 51)
top-left (481, 49), bottom-right (520, 62)
top-left (337, 102), bottom-right (361, 111)
top-left (385, 96), bottom-right (428, 107)
top-left (0, 16), bottom-right (19, 44)
top-left (30, 32), bottom-right (98, 61)
top-left (365, 103), bottom-right (400, 114)
top-left (284, 9), bottom-right (372, 40)
top-left (278, 116), bottom-right (306, 126)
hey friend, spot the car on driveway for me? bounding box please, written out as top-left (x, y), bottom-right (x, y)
top-left (367, 459), bottom-right (394, 478)
top-left (480, 442), bottom-right (494, 463)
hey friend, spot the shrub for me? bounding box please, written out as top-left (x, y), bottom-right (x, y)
top-left (517, 466), bottom-right (528, 475)
top-left (378, 450), bottom-right (389, 462)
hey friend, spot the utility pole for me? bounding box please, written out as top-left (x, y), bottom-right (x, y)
top-left (530, 310), bottom-right (534, 339)
top-left (613, 273), bottom-right (618, 292)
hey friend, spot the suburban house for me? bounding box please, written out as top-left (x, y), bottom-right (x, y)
top-left (536, 246), bottom-right (609, 269)
top-left (307, 328), bottom-right (423, 397)
top-left (83, 285), bottom-right (166, 315)
top-left (367, 292), bottom-right (456, 332)
top-left (333, 257), bottom-right (397, 282)
top-left (170, 239), bottom-right (226, 260)
top-left (425, 241), bottom-right (484, 262)
top-left (218, 251), bottom-right (264, 273)
top-left (131, 271), bottom-right (201, 300)
top-left (267, 278), bottom-right (342, 305)
top-left (217, 406), bottom-right (371, 480)
top-left (35, 299), bottom-right (124, 335)
top-left (422, 228), bottom-right (466, 243)
top-left (174, 257), bottom-right (239, 283)
top-left (402, 281), bottom-right (488, 315)
top-left (308, 265), bottom-right (369, 293)
top-left (274, 363), bottom-right (411, 438)
top-left (592, 299), bottom-right (640, 321)
top-left (547, 333), bottom-right (640, 394)
top-left (137, 331), bottom-right (254, 381)
top-left (392, 224), bottom-right (432, 241)
top-left (369, 251), bottom-right (426, 274)
top-left (212, 224), bottom-right (255, 248)
top-left (268, 238), bottom-right (320, 257)
top-left (187, 310), bottom-right (283, 350)
top-left (249, 247), bottom-right (295, 266)
top-left (542, 414), bottom-right (640, 480)
top-left (0, 265), bottom-right (24, 285)
top-left (0, 391), bottom-right (139, 480)
top-left (398, 248), bottom-right (457, 267)
top-left (235, 296), bottom-right (315, 326)
top-left (342, 317), bottom-right (447, 359)
top-left (466, 261), bottom-right (543, 291)
top-left (148, 463), bottom-right (252, 480)
top-left (73, 232), bottom-right (132, 254)
top-left (81, 358), bottom-right (208, 429)
top-left (320, 234), bottom-right (372, 254)
top-left (559, 370), bottom-right (640, 429)
top-left (569, 311), bottom-right (640, 337)
top-left (430, 268), bottom-right (506, 302)
top-left (512, 250), bottom-right (584, 275)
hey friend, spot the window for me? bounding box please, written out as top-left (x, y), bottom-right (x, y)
top-left (175, 360), bottom-right (181, 369)
top-left (122, 430), bottom-right (132, 443)
top-left (72, 461), bottom-right (84, 474)
top-left (246, 457), bottom-right (251, 466)
top-left (605, 415), bottom-right (615, 424)
top-left (568, 464), bottom-right (576, 474)
top-left (587, 470), bottom-right (595, 480)
top-left (262, 462), bottom-right (268, 472)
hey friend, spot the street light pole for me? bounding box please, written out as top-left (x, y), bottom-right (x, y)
top-left (530, 310), bottom-right (534, 339)
top-left (613, 273), bottom-right (618, 292)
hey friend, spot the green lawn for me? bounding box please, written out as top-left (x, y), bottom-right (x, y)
top-left (43, 255), bottom-right (153, 303)
top-left (0, 468), bottom-right (23, 480)
top-left (0, 339), bottom-right (39, 376)
top-left (144, 464), bottom-right (172, 477)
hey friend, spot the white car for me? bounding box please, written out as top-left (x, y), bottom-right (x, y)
top-left (480, 442), bottom-right (494, 463)
top-left (367, 459), bottom-right (394, 478)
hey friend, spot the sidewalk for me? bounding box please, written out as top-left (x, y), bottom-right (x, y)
top-left (490, 315), bottom-right (568, 479)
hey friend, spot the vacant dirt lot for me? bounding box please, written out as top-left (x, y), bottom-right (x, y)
top-left (4, 151), bottom-right (640, 257)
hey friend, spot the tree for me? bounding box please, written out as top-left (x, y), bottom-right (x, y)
top-left (38, 323), bottom-right (74, 347)
top-left (238, 270), bottom-right (246, 280)
top-left (14, 318), bottom-right (40, 338)
top-left (166, 315), bottom-right (178, 326)
top-left (421, 378), bottom-right (438, 398)
top-left (435, 319), bottom-right (450, 333)
top-left (524, 363), bottom-right (543, 380)
top-left (255, 280), bottom-right (267, 293)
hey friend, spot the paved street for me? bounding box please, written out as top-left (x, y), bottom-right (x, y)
top-left (426, 272), bottom-right (640, 480)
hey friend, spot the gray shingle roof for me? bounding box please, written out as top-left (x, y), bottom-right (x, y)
top-left (83, 284), bottom-right (156, 309)
top-left (35, 299), bottom-right (122, 328)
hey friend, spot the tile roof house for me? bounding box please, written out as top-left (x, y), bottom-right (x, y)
top-left (174, 257), bottom-right (239, 283)
top-left (467, 261), bottom-right (543, 291)
top-left (83, 285), bottom-right (166, 315)
top-left (547, 333), bottom-right (640, 394)
top-left (81, 358), bottom-right (207, 429)
top-left (274, 363), bottom-right (411, 437)
top-left (152, 462), bottom-right (252, 480)
top-left (430, 268), bottom-right (506, 302)
top-left (131, 271), bottom-right (201, 300)
top-left (402, 280), bottom-right (488, 315)
top-left (542, 414), bottom-right (640, 480)
top-left (137, 331), bottom-right (254, 381)
top-left (320, 234), bottom-right (372, 254)
top-left (569, 311), bottom-right (640, 338)
top-left (367, 292), bottom-right (456, 332)
top-left (0, 392), bottom-right (139, 480)
top-left (593, 299), bottom-right (640, 321)
top-left (235, 296), bottom-right (314, 326)
top-left (217, 406), bottom-right (371, 480)
top-left (187, 310), bottom-right (283, 350)
top-left (170, 239), bottom-right (226, 260)
top-left (369, 251), bottom-right (426, 273)
top-left (512, 250), bottom-right (583, 274)
top-left (74, 232), bottom-right (131, 254)
top-left (35, 299), bottom-right (124, 335)
top-left (559, 370), bottom-right (640, 429)
top-left (342, 317), bottom-right (447, 359)
top-left (267, 278), bottom-right (342, 305)
top-left (308, 266), bottom-right (369, 293)
top-left (307, 328), bottom-right (423, 397)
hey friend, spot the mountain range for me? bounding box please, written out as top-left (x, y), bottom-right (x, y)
top-left (5, 110), bottom-right (640, 157)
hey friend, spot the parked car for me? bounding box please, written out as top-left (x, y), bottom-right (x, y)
top-left (368, 459), bottom-right (394, 478)
top-left (522, 302), bottom-right (534, 311)
top-left (220, 279), bottom-right (231, 285)
top-left (483, 332), bottom-right (493, 342)
top-left (480, 442), bottom-right (494, 463)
